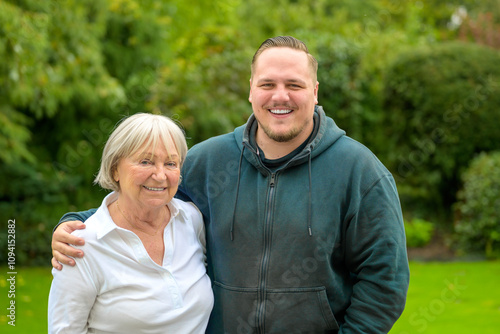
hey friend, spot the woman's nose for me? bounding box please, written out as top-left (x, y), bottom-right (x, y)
top-left (152, 164), bottom-right (167, 181)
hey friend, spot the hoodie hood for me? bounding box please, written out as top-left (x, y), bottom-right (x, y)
top-left (229, 105), bottom-right (346, 239)
top-left (235, 105), bottom-right (346, 173)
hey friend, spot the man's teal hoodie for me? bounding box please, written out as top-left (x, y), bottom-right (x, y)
top-left (177, 106), bottom-right (409, 333)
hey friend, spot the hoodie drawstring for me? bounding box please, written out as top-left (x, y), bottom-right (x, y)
top-left (307, 152), bottom-right (313, 236)
top-left (230, 146), bottom-right (245, 241)
top-left (231, 145), bottom-right (314, 240)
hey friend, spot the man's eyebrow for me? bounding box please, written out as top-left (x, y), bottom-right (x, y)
top-left (256, 78), bottom-right (306, 84)
top-left (286, 78), bottom-right (307, 84)
top-left (256, 78), bottom-right (274, 83)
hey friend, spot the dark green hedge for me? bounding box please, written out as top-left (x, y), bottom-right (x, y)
top-left (380, 42), bottom-right (500, 219)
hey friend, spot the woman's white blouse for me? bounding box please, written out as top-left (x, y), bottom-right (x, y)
top-left (48, 192), bottom-right (214, 333)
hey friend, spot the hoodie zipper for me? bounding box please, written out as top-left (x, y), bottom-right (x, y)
top-left (256, 172), bottom-right (276, 333)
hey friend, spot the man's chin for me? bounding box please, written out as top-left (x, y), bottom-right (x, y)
top-left (264, 129), bottom-right (300, 143)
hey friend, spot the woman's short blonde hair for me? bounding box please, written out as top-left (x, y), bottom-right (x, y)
top-left (94, 113), bottom-right (188, 192)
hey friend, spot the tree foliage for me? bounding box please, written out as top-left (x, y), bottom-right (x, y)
top-left (0, 0), bottom-right (125, 264)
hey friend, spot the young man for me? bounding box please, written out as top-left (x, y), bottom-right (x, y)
top-left (52, 36), bottom-right (409, 333)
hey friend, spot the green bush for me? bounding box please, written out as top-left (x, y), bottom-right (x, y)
top-left (454, 151), bottom-right (500, 258)
top-left (404, 218), bottom-right (435, 248)
top-left (381, 42), bottom-right (500, 219)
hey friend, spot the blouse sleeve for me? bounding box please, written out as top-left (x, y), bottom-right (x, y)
top-left (48, 248), bottom-right (98, 333)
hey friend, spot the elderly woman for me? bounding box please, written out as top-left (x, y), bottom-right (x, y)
top-left (48, 113), bottom-right (213, 333)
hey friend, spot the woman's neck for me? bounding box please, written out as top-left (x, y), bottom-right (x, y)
top-left (111, 198), bottom-right (170, 236)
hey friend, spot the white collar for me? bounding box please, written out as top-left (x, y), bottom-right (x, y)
top-left (94, 192), bottom-right (187, 239)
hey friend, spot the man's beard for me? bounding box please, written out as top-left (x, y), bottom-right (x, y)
top-left (258, 121), bottom-right (304, 143)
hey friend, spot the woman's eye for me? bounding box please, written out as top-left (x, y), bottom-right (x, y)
top-left (140, 160), bottom-right (152, 165)
top-left (166, 162), bottom-right (178, 168)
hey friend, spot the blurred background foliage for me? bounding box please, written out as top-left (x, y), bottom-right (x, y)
top-left (1, 0), bottom-right (499, 265)
top-left (454, 151), bottom-right (500, 258)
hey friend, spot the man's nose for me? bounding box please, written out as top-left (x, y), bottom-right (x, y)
top-left (272, 85), bottom-right (290, 101)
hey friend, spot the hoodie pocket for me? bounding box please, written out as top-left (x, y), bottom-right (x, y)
top-left (211, 282), bottom-right (339, 334)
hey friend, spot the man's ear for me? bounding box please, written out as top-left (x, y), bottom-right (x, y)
top-left (314, 81), bottom-right (319, 104)
top-left (248, 78), bottom-right (253, 103)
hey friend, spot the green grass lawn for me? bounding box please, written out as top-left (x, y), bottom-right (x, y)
top-left (1, 262), bottom-right (499, 333)
top-left (391, 261), bottom-right (500, 333)
top-left (1, 266), bottom-right (53, 333)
